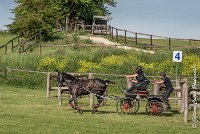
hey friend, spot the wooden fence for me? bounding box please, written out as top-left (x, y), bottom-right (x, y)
top-left (0, 35), bottom-right (22, 56)
top-left (76, 24), bottom-right (200, 50)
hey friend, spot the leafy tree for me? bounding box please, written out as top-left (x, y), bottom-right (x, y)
top-left (8, 0), bottom-right (116, 39)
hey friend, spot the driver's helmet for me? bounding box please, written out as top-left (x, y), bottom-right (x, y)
top-left (135, 66), bottom-right (142, 71)
top-left (160, 72), bottom-right (166, 77)
top-left (135, 66), bottom-right (143, 74)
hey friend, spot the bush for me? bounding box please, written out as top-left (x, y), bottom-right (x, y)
top-left (37, 57), bottom-right (68, 72)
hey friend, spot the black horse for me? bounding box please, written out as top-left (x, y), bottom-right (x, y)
top-left (57, 72), bottom-right (115, 113)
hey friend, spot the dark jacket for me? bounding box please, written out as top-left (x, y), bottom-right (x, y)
top-left (162, 76), bottom-right (173, 91)
top-left (136, 70), bottom-right (146, 83)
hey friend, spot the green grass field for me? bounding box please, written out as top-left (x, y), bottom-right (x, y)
top-left (0, 86), bottom-right (199, 134)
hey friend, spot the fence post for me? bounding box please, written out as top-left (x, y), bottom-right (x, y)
top-left (150, 35), bottom-right (153, 45)
top-left (116, 29), bottom-right (118, 41)
top-left (18, 36), bottom-right (20, 44)
top-left (127, 77), bottom-right (132, 88)
top-left (112, 27), bottom-right (114, 39)
top-left (135, 33), bottom-right (138, 45)
top-left (92, 25), bottom-right (94, 34)
top-left (189, 39), bottom-right (191, 47)
top-left (125, 30), bottom-right (127, 44)
top-left (58, 86), bottom-right (62, 106)
top-left (89, 73), bottom-right (94, 109)
top-left (183, 78), bottom-right (188, 124)
top-left (46, 72), bottom-right (51, 98)
top-left (175, 78), bottom-right (182, 106)
top-left (11, 40), bottom-right (14, 53)
top-left (168, 38), bottom-right (171, 50)
top-left (39, 44), bottom-right (42, 54)
top-left (109, 26), bottom-right (113, 39)
top-left (101, 25), bottom-right (103, 35)
top-left (153, 82), bottom-right (160, 95)
top-left (5, 45), bottom-right (7, 54)
top-left (106, 25), bottom-right (108, 35)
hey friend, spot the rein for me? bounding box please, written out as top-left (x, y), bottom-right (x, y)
top-left (79, 84), bottom-right (119, 101)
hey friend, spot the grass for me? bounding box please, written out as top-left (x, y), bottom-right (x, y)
top-left (0, 85), bottom-right (200, 134)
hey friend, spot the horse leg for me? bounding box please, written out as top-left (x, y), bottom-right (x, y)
top-left (69, 96), bottom-right (83, 114)
top-left (69, 97), bottom-right (76, 109)
top-left (92, 95), bottom-right (103, 114)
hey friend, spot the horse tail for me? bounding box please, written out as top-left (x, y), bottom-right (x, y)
top-left (104, 80), bottom-right (116, 85)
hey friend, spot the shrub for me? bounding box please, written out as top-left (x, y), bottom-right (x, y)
top-left (78, 60), bottom-right (102, 73)
top-left (37, 57), bottom-right (68, 72)
top-left (182, 54), bottom-right (200, 76)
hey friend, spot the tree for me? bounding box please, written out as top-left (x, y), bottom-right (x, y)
top-left (8, 0), bottom-right (116, 39)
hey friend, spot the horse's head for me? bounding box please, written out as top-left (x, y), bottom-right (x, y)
top-left (57, 72), bottom-right (77, 86)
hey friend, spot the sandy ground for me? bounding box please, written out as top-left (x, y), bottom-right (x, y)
top-left (80, 36), bottom-right (155, 54)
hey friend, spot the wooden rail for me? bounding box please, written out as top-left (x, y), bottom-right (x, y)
top-left (0, 35), bottom-right (22, 56)
top-left (76, 24), bottom-right (200, 50)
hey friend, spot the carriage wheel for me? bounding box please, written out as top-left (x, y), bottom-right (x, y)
top-left (116, 98), bottom-right (139, 115)
top-left (146, 101), bottom-right (164, 116)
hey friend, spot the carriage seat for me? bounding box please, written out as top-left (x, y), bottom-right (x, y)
top-left (133, 80), bottom-right (150, 97)
top-left (135, 80), bottom-right (150, 90)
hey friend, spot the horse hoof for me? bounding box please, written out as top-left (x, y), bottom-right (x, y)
top-left (91, 109), bottom-right (98, 114)
top-left (78, 109), bottom-right (83, 114)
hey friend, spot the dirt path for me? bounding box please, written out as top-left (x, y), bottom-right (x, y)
top-left (80, 36), bottom-right (155, 54)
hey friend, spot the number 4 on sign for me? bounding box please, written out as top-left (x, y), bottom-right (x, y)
top-left (173, 51), bottom-right (182, 62)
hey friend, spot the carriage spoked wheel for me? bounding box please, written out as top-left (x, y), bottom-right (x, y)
top-left (146, 101), bottom-right (164, 116)
top-left (116, 97), bottom-right (139, 115)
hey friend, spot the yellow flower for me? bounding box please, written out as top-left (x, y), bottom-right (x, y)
top-left (78, 60), bottom-right (101, 73)
top-left (100, 55), bottom-right (126, 66)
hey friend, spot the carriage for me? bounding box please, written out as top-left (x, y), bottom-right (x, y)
top-left (116, 80), bottom-right (167, 116)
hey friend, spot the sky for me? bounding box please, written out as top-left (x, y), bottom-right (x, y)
top-left (0, 0), bottom-right (16, 30)
top-left (0, 0), bottom-right (200, 39)
top-left (109, 0), bottom-right (200, 39)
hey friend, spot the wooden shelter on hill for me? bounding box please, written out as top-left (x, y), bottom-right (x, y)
top-left (75, 15), bottom-right (112, 35)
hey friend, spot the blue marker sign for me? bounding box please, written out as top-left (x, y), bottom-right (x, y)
top-left (173, 51), bottom-right (182, 62)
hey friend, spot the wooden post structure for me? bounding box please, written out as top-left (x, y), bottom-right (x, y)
top-left (106, 25), bottom-right (108, 35)
top-left (89, 73), bottom-right (94, 109)
top-left (153, 82), bottom-right (160, 95)
top-left (183, 78), bottom-right (188, 124)
top-left (175, 78), bottom-right (182, 106)
top-left (11, 41), bottom-right (14, 53)
top-left (58, 86), bottom-right (62, 106)
top-left (46, 72), bottom-right (51, 98)
top-left (180, 78), bottom-right (188, 124)
top-left (189, 39), bottom-right (191, 47)
top-left (135, 33), bottom-right (138, 45)
top-left (111, 27), bottom-right (114, 39)
top-left (126, 77), bottom-right (132, 88)
top-left (124, 30), bottom-right (127, 44)
top-left (168, 38), bottom-right (171, 51)
top-left (39, 44), bottom-right (42, 54)
top-left (116, 29), bottom-right (118, 41)
top-left (150, 35), bottom-right (153, 45)
top-left (101, 25), bottom-right (103, 35)
top-left (5, 45), bottom-right (7, 54)
top-left (150, 35), bottom-right (153, 50)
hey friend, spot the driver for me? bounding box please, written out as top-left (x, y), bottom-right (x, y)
top-left (125, 66), bottom-right (147, 94)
